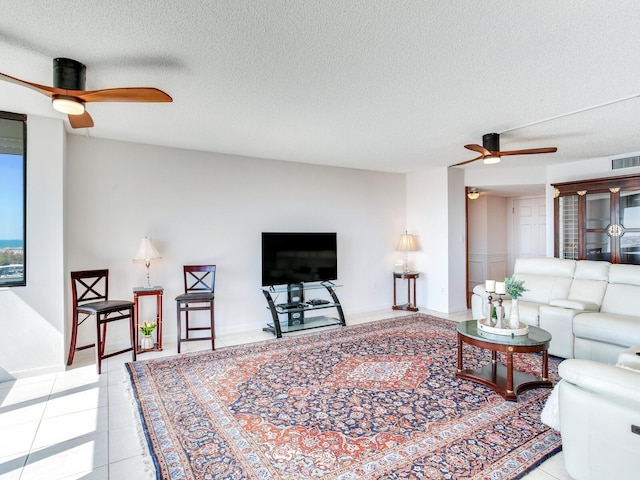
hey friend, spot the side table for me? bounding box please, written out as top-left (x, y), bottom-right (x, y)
top-left (133, 286), bottom-right (163, 353)
top-left (393, 271), bottom-right (419, 312)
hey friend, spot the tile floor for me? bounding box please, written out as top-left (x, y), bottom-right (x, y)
top-left (0, 309), bottom-right (573, 480)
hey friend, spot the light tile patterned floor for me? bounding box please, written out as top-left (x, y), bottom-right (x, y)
top-left (0, 309), bottom-right (573, 479)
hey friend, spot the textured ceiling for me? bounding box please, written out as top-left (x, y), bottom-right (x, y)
top-left (1, 1), bottom-right (639, 173)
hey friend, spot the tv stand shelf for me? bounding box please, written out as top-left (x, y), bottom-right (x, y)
top-left (262, 282), bottom-right (346, 338)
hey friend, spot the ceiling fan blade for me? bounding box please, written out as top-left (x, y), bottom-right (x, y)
top-left (0, 71), bottom-right (60, 97)
top-left (498, 147), bottom-right (558, 156)
top-left (68, 111), bottom-right (94, 129)
top-left (449, 155), bottom-right (483, 167)
top-left (78, 87), bottom-right (172, 103)
top-left (464, 144), bottom-right (491, 156)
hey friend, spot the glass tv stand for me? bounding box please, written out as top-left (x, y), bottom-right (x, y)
top-left (261, 282), bottom-right (346, 338)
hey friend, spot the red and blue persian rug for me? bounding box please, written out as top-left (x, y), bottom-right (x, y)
top-left (125, 314), bottom-right (561, 479)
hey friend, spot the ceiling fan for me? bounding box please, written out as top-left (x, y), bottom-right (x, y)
top-left (450, 132), bottom-right (557, 167)
top-left (0, 58), bottom-right (172, 128)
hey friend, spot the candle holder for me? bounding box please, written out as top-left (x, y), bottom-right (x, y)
top-left (484, 279), bottom-right (496, 325)
top-left (479, 280), bottom-right (529, 337)
top-left (494, 294), bottom-right (505, 328)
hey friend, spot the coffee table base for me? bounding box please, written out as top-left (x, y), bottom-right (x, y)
top-left (456, 322), bottom-right (554, 402)
top-left (457, 362), bottom-right (552, 401)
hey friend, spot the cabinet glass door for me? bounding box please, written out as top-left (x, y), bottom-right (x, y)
top-left (586, 231), bottom-right (611, 261)
top-left (620, 231), bottom-right (640, 265)
top-left (620, 190), bottom-right (640, 264)
top-left (585, 192), bottom-right (611, 261)
top-left (585, 192), bottom-right (610, 229)
top-left (558, 195), bottom-right (578, 259)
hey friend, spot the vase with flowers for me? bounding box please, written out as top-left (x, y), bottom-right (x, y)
top-left (504, 277), bottom-right (528, 329)
top-left (139, 320), bottom-right (157, 350)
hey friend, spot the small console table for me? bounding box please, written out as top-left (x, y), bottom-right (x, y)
top-left (262, 282), bottom-right (346, 338)
top-left (393, 271), bottom-right (419, 311)
top-left (133, 286), bottom-right (163, 353)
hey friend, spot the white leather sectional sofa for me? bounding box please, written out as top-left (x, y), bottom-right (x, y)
top-left (471, 257), bottom-right (640, 363)
top-left (557, 354), bottom-right (640, 479)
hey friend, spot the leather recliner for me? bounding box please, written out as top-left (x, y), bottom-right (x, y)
top-left (558, 356), bottom-right (640, 479)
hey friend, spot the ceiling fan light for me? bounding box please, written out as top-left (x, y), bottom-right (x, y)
top-left (467, 188), bottom-right (480, 200)
top-left (52, 96), bottom-right (85, 115)
top-left (483, 155), bottom-right (501, 165)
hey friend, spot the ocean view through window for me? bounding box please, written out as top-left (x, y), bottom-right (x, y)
top-left (0, 112), bottom-right (26, 287)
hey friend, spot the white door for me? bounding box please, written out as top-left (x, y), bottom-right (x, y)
top-left (513, 196), bottom-right (546, 259)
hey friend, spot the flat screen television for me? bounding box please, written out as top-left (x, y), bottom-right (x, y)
top-left (261, 232), bottom-right (337, 286)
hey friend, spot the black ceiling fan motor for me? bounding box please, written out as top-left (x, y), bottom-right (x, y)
top-left (53, 58), bottom-right (86, 90)
top-left (482, 133), bottom-right (500, 151)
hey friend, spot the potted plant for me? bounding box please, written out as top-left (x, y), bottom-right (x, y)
top-left (504, 277), bottom-right (528, 328)
top-left (139, 320), bottom-right (157, 350)
top-left (505, 277), bottom-right (527, 299)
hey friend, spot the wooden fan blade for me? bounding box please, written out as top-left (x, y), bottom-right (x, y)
top-left (0, 71), bottom-right (60, 97)
top-left (498, 147), bottom-right (558, 156)
top-left (449, 155), bottom-right (483, 167)
top-left (464, 144), bottom-right (491, 156)
top-left (68, 111), bottom-right (94, 129)
top-left (78, 87), bottom-right (172, 103)
top-left (0, 71), bottom-right (172, 103)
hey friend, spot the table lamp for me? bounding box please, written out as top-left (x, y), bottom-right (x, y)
top-left (134, 236), bottom-right (161, 287)
top-left (396, 231), bottom-right (418, 273)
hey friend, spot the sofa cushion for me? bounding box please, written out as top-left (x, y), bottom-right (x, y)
top-left (573, 312), bottom-right (640, 347)
top-left (562, 260), bottom-right (610, 308)
top-left (548, 298), bottom-right (600, 311)
top-left (608, 263), bottom-right (640, 286)
top-left (515, 300), bottom-right (541, 326)
top-left (472, 283), bottom-right (488, 296)
top-left (513, 273), bottom-right (573, 305)
top-left (513, 257), bottom-right (576, 277)
top-left (601, 283), bottom-right (640, 316)
top-left (559, 358), bottom-right (640, 403)
top-left (574, 260), bottom-right (610, 281)
top-left (512, 255), bottom-right (575, 305)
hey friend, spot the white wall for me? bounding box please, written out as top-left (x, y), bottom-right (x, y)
top-left (465, 165), bottom-right (547, 190)
top-left (65, 136), bottom-right (406, 351)
top-left (447, 167), bottom-right (467, 312)
top-left (405, 166), bottom-right (466, 313)
top-left (0, 116), bottom-right (66, 381)
top-left (467, 195), bottom-right (508, 291)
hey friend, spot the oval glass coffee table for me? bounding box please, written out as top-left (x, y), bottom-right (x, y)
top-left (456, 320), bottom-right (553, 401)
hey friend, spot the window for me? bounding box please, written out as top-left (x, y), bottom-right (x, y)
top-left (0, 112), bottom-right (26, 287)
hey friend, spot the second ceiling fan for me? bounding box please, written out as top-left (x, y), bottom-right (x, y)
top-left (451, 133), bottom-right (557, 167)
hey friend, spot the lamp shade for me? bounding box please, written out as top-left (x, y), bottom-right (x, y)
top-left (396, 232), bottom-right (418, 252)
top-left (134, 237), bottom-right (161, 261)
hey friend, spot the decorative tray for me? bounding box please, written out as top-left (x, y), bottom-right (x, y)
top-left (477, 318), bottom-right (529, 336)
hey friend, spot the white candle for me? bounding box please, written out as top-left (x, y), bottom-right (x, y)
top-left (485, 280), bottom-right (495, 293)
top-left (495, 281), bottom-right (506, 295)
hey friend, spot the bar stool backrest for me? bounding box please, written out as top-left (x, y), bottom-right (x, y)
top-left (71, 269), bottom-right (109, 306)
top-left (183, 265), bottom-right (216, 294)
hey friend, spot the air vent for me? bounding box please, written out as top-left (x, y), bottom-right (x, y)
top-left (612, 156), bottom-right (640, 170)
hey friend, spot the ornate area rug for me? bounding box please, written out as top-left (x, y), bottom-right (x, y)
top-left (125, 314), bottom-right (561, 479)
